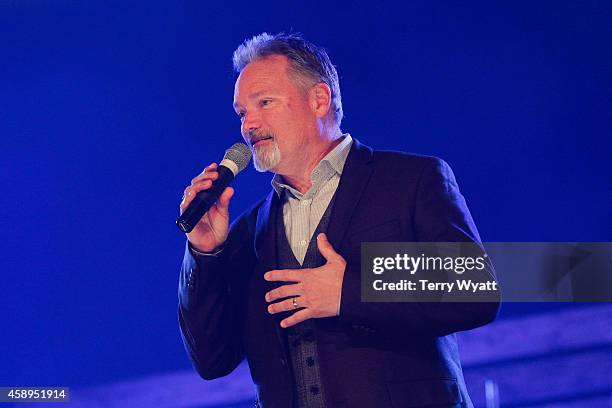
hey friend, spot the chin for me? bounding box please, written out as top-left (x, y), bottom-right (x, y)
top-left (253, 143), bottom-right (281, 172)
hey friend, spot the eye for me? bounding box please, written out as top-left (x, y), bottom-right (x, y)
top-left (259, 98), bottom-right (272, 107)
top-left (236, 110), bottom-right (245, 120)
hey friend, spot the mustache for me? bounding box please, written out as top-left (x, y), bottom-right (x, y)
top-left (247, 130), bottom-right (276, 147)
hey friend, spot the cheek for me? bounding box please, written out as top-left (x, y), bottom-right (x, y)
top-left (239, 120), bottom-right (249, 137)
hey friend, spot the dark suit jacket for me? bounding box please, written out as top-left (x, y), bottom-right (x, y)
top-left (178, 139), bottom-right (499, 407)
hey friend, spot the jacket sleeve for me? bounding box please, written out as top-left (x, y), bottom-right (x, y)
top-left (177, 210), bottom-right (257, 380)
top-left (338, 157), bottom-right (500, 337)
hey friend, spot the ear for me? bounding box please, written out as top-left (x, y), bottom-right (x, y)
top-left (309, 82), bottom-right (332, 119)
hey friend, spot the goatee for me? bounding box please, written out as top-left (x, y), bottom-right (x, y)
top-left (252, 137), bottom-right (281, 172)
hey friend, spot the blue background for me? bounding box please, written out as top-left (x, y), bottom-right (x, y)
top-left (1, 0), bottom-right (610, 390)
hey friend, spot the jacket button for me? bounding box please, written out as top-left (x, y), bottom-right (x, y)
top-left (310, 385), bottom-right (320, 395)
top-left (280, 358), bottom-right (286, 367)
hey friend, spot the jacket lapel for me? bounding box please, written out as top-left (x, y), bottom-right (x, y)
top-left (255, 189), bottom-right (279, 272)
top-left (254, 189), bottom-right (292, 365)
top-left (327, 139), bottom-right (374, 251)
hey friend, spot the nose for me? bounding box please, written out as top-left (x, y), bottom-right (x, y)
top-left (241, 110), bottom-right (261, 136)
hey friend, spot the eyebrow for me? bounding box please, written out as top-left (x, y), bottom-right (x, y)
top-left (233, 90), bottom-right (271, 111)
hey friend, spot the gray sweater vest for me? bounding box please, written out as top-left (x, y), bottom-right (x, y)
top-left (275, 196), bottom-right (336, 408)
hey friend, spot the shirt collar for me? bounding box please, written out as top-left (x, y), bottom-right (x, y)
top-left (271, 134), bottom-right (353, 199)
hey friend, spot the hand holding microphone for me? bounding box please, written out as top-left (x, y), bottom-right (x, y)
top-left (177, 143), bottom-right (251, 252)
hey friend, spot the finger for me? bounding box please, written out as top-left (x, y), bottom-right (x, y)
top-left (190, 162), bottom-right (217, 182)
top-left (215, 186), bottom-right (234, 213)
top-left (201, 162), bottom-right (218, 173)
top-left (187, 180), bottom-right (214, 195)
top-left (267, 296), bottom-right (305, 314)
top-left (191, 169), bottom-right (219, 184)
top-left (316, 233), bottom-right (340, 262)
top-left (264, 269), bottom-right (303, 283)
top-left (197, 162), bottom-right (217, 175)
top-left (281, 308), bottom-right (312, 328)
top-left (265, 283), bottom-right (302, 302)
top-left (180, 180), bottom-right (214, 208)
top-left (180, 187), bottom-right (196, 212)
top-left (184, 180), bottom-right (213, 201)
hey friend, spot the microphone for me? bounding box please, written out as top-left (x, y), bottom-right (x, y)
top-left (177, 143), bottom-right (252, 233)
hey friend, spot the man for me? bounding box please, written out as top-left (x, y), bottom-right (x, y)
top-left (178, 33), bottom-right (499, 407)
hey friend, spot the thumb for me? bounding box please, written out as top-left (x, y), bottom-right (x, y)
top-left (216, 186), bottom-right (234, 213)
top-left (317, 233), bottom-right (339, 262)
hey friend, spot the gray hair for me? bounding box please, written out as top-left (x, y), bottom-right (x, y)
top-left (233, 32), bottom-right (343, 126)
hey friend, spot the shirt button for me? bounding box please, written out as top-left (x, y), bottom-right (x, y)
top-left (310, 386), bottom-right (320, 395)
top-left (300, 240), bottom-right (307, 246)
top-left (301, 200), bottom-right (309, 206)
top-left (306, 357), bottom-right (315, 367)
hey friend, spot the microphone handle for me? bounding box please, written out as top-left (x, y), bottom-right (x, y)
top-left (176, 165), bottom-right (235, 233)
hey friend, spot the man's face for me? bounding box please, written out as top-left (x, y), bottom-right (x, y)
top-left (233, 55), bottom-right (317, 174)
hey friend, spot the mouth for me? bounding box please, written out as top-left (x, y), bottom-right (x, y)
top-left (250, 135), bottom-right (273, 147)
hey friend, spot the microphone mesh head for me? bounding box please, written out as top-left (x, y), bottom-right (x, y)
top-left (223, 143), bottom-right (252, 173)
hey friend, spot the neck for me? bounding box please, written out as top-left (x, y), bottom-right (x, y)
top-left (281, 127), bottom-right (343, 194)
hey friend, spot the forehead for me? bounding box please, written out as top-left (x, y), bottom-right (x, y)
top-left (233, 55), bottom-right (295, 102)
